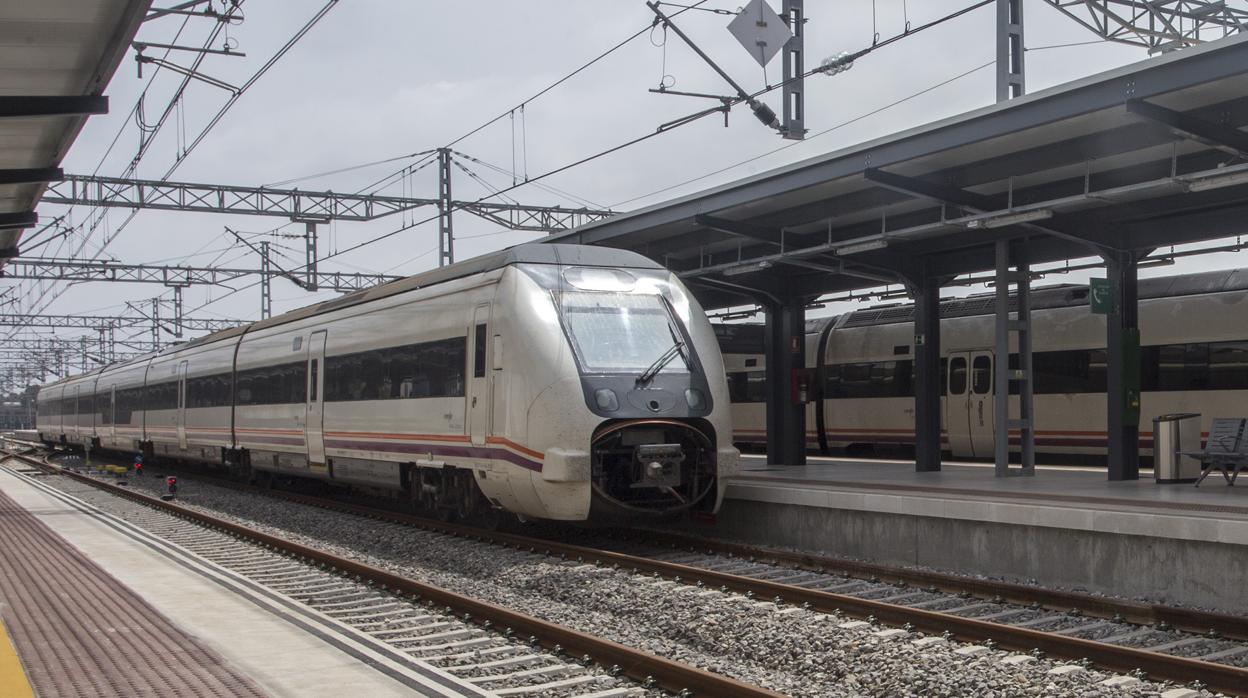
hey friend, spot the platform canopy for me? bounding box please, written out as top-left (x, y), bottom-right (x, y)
top-left (0, 0), bottom-right (150, 265)
top-left (550, 32), bottom-right (1248, 309)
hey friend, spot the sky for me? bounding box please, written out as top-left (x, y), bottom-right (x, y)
top-left (10, 0), bottom-right (1248, 377)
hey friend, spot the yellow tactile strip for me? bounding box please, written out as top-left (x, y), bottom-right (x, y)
top-left (0, 615), bottom-right (34, 698)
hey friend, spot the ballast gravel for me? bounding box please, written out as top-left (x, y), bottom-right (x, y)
top-left (53, 469), bottom-right (1223, 698)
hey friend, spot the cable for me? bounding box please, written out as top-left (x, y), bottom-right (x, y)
top-left (262, 150), bottom-right (432, 188)
top-left (611, 58), bottom-right (997, 208)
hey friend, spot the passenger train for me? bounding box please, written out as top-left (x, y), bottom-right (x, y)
top-left (35, 244), bottom-right (740, 522)
top-left (719, 269), bottom-right (1248, 459)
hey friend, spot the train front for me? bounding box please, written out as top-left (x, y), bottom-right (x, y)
top-left (510, 257), bottom-right (739, 521)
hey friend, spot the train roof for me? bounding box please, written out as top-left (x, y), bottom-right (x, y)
top-left (40, 244), bottom-right (661, 387)
top-left (713, 268), bottom-right (1248, 350)
top-left (837, 268), bottom-right (1248, 329)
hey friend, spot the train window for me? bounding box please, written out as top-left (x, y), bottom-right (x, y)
top-left (309, 359), bottom-right (319, 402)
top-left (474, 324), bottom-right (487, 378)
top-left (745, 358), bottom-right (758, 367)
top-left (235, 361), bottom-right (308, 406)
top-left (325, 337), bottom-right (467, 402)
top-left (824, 360), bottom-right (915, 399)
top-left (1209, 342), bottom-right (1248, 389)
top-left (949, 357), bottom-right (968, 395)
top-left (726, 371), bottom-right (767, 403)
top-left (971, 355), bottom-right (991, 394)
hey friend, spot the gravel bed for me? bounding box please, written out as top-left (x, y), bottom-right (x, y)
top-left (34, 468), bottom-right (650, 698)
top-left (40, 466), bottom-right (1224, 698)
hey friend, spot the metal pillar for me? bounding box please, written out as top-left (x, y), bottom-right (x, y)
top-left (150, 299), bottom-right (160, 346)
top-left (437, 147), bottom-right (454, 267)
top-left (912, 265), bottom-right (942, 472)
top-left (171, 286), bottom-right (183, 339)
top-left (780, 0), bottom-right (805, 140)
top-left (993, 240), bottom-right (1034, 476)
top-left (1106, 254), bottom-right (1141, 481)
top-left (763, 299), bottom-right (806, 466)
top-left (996, 0), bottom-right (1025, 101)
top-left (260, 241), bottom-right (272, 320)
top-left (304, 221), bottom-right (319, 291)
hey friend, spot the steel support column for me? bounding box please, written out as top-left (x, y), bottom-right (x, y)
top-left (912, 264), bottom-right (942, 472)
top-left (304, 222), bottom-right (319, 291)
top-left (993, 240), bottom-right (1034, 476)
top-left (260, 241), bottom-right (272, 320)
top-left (438, 148), bottom-right (454, 267)
top-left (763, 299), bottom-right (806, 466)
top-left (1106, 254), bottom-right (1141, 481)
top-left (996, 0), bottom-right (1025, 101)
top-left (780, 0), bottom-right (805, 140)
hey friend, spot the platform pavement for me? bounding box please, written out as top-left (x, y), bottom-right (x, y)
top-left (0, 465), bottom-right (491, 698)
top-left (705, 456), bottom-right (1248, 614)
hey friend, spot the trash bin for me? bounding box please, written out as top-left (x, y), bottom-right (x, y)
top-left (1153, 413), bottom-right (1202, 483)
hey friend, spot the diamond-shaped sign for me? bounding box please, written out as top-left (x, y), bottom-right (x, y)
top-left (727, 0), bottom-right (793, 67)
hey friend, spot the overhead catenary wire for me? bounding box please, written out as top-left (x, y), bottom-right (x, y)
top-left (180, 3), bottom-right (1001, 321)
top-left (21, 2), bottom-right (338, 324)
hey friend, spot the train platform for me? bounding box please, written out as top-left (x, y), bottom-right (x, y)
top-left (0, 464), bottom-right (488, 697)
top-left (706, 456), bottom-right (1248, 615)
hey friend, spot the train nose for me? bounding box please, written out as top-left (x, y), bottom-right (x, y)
top-left (590, 420), bottom-right (716, 517)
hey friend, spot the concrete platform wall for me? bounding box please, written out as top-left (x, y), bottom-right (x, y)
top-left (694, 499), bottom-right (1248, 615)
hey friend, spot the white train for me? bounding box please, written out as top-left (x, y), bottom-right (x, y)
top-left (35, 244), bottom-right (740, 521)
top-left (719, 269), bottom-right (1248, 459)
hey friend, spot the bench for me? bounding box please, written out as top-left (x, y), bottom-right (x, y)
top-left (1182, 417), bottom-right (1248, 487)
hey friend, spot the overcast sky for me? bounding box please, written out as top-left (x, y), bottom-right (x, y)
top-left (13, 0), bottom-right (1248, 363)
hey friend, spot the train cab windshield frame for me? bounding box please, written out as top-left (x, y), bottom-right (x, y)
top-left (557, 290), bottom-right (690, 376)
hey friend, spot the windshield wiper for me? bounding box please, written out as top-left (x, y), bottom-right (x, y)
top-left (637, 337), bottom-right (686, 387)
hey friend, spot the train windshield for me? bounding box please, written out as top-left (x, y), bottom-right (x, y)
top-left (559, 291), bottom-right (688, 374)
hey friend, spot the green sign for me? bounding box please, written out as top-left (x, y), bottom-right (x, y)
top-left (1090, 277), bottom-right (1113, 315)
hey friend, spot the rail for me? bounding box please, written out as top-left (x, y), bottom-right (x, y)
top-left (2, 449), bottom-right (780, 698)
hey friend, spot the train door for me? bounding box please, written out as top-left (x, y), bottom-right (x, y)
top-left (468, 305), bottom-right (492, 447)
top-left (968, 351), bottom-right (995, 457)
top-left (177, 361), bottom-right (188, 450)
top-left (305, 330), bottom-right (327, 466)
top-left (945, 354), bottom-right (972, 456)
top-left (71, 385), bottom-right (80, 440)
top-left (108, 385), bottom-right (117, 444)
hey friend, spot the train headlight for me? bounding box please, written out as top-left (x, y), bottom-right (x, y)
top-left (595, 388), bottom-right (619, 412)
top-left (685, 389), bottom-right (705, 410)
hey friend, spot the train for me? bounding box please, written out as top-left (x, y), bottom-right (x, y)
top-left (719, 269), bottom-right (1248, 459)
top-left (34, 244), bottom-right (740, 522)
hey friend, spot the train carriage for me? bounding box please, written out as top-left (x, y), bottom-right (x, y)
top-left (721, 269), bottom-right (1248, 459)
top-left (35, 244), bottom-right (739, 522)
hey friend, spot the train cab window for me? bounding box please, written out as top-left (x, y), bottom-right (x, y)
top-left (949, 357), bottom-right (968, 395)
top-left (971, 355), bottom-right (992, 394)
top-left (474, 324), bottom-right (487, 378)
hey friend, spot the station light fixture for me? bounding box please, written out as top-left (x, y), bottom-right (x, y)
top-left (964, 208), bottom-right (1054, 229)
top-left (1185, 169), bottom-right (1248, 192)
top-left (834, 238), bottom-right (889, 255)
top-left (722, 259), bottom-right (774, 276)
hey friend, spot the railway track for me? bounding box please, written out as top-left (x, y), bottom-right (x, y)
top-left (0, 449), bottom-right (780, 698)
top-left (21, 445), bottom-right (1248, 696)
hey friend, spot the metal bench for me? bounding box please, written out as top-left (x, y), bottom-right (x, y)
top-left (1183, 417), bottom-right (1248, 487)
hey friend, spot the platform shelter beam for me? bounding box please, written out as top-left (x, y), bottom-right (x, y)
top-left (764, 299), bottom-right (806, 466)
